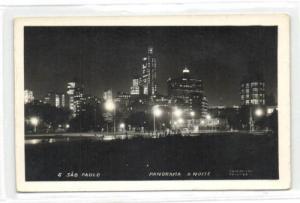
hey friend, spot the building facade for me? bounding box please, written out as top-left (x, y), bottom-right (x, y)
top-left (103, 89), bottom-right (113, 101)
top-left (140, 46), bottom-right (157, 96)
top-left (24, 89), bottom-right (34, 104)
top-left (67, 81), bottom-right (85, 116)
top-left (130, 77), bottom-right (141, 95)
top-left (43, 92), bottom-right (66, 108)
top-left (67, 82), bottom-right (76, 112)
top-left (240, 75), bottom-right (265, 106)
top-left (167, 67), bottom-right (208, 118)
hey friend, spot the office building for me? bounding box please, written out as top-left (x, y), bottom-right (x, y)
top-left (67, 81), bottom-right (85, 116)
top-left (130, 77), bottom-right (140, 95)
top-left (24, 89), bottom-right (34, 104)
top-left (240, 74), bottom-right (265, 106)
top-left (44, 92), bottom-right (66, 108)
top-left (103, 89), bottom-right (113, 101)
top-left (167, 67), bottom-right (208, 117)
top-left (140, 46), bottom-right (157, 96)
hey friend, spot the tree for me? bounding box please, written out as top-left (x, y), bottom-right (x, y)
top-left (25, 101), bottom-right (71, 133)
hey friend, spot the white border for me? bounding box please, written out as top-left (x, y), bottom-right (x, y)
top-left (14, 15), bottom-right (290, 192)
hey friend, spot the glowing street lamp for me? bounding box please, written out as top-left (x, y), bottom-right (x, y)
top-left (119, 123), bottom-right (125, 132)
top-left (190, 111), bottom-right (195, 127)
top-left (190, 111), bottom-right (195, 117)
top-left (153, 105), bottom-right (162, 133)
top-left (105, 100), bottom-right (116, 112)
top-left (120, 123), bottom-right (125, 129)
top-left (105, 99), bottom-right (116, 134)
top-left (255, 108), bottom-right (264, 117)
top-left (205, 114), bottom-right (211, 120)
top-left (200, 119), bottom-right (205, 125)
top-left (30, 117), bottom-right (39, 133)
top-left (267, 108), bottom-right (274, 115)
top-left (173, 108), bottom-right (183, 117)
top-left (205, 114), bottom-right (212, 130)
top-left (178, 118), bottom-right (184, 124)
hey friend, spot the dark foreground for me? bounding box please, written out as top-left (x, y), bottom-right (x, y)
top-left (25, 132), bottom-right (278, 181)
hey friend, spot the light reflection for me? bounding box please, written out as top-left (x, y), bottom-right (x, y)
top-left (25, 139), bottom-right (42, 145)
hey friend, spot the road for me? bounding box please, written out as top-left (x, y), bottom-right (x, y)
top-left (25, 130), bottom-right (272, 145)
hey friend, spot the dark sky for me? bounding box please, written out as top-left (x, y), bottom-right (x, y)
top-left (24, 26), bottom-right (277, 106)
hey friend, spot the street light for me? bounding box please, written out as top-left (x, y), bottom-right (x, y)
top-left (105, 99), bottom-right (116, 134)
top-left (153, 105), bottom-right (162, 133)
top-left (105, 99), bottom-right (115, 111)
top-left (249, 107), bottom-right (264, 132)
top-left (267, 108), bottom-right (274, 115)
top-left (120, 123), bottom-right (125, 129)
top-left (120, 123), bottom-right (125, 132)
top-left (255, 108), bottom-right (264, 117)
top-left (190, 111), bottom-right (195, 128)
top-left (205, 114), bottom-right (212, 131)
top-left (171, 107), bottom-right (182, 130)
top-left (178, 118), bottom-right (184, 124)
top-left (30, 117), bottom-right (39, 133)
top-left (200, 119), bottom-right (205, 125)
top-left (205, 114), bottom-right (211, 120)
top-left (173, 108), bottom-right (182, 117)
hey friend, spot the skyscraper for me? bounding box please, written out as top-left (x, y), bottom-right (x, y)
top-left (73, 87), bottom-right (84, 116)
top-left (167, 67), bottom-right (208, 118)
top-left (67, 81), bottom-right (84, 116)
top-left (67, 82), bottom-right (76, 113)
top-left (140, 46), bottom-right (157, 96)
top-left (24, 89), bottom-right (34, 104)
top-left (130, 77), bottom-right (140, 95)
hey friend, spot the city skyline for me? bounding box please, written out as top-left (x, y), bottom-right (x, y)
top-left (24, 26), bottom-right (277, 106)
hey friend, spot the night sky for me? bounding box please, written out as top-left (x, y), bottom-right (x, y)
top-left (24, 26), bottom-right (277, 106)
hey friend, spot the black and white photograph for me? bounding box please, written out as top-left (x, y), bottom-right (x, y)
top-left (14, 15), bottom-right (290, 191)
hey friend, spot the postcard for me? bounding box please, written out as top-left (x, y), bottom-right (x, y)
top-left (14, 15), bottom-right (290, 191)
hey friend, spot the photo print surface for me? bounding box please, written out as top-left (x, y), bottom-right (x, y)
top-left (15, 15), bottom-right (290, 191)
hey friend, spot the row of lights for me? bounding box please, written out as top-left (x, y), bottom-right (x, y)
top-left (29, 99), bottom-right (269, 133)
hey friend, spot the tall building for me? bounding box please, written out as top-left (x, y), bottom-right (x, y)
top-left (44, 92), bottom-right (56, 106)
top-left (24, 89), bottom-right (34, 104)
top-left (67, 81), bottom-right (85, 116)
top-left (103, 89), bottom-right (113, 101)
top-left (140, 46), bottom-right (157, 96)
top-left (73, 87), bottom-right (84, 116)
top-left (240, 74), bottom-right (265, 106)
top-left (67, 82), bottom-right (76, 112)
top-left (130, 77), bottom-right (140, 95)
top-left (167, 67), bottom-right (208, 117)
top-left (44, 92), bottom-right (66, 108)
top-left (116, 92), bottom-right (131, 112)
top-left (61, 94), bottom-right (66, 108)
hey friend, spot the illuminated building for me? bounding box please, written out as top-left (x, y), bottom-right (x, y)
top-left (130, 77), bottom-right (140, 95)
top-left (67, 81), bottom-right (84, 116)
top-left (24, 89), bottom-right (34, 104)
top-left (67, 82), bottom-right (76, 112)
top-left (240, 74), bottom-right (265, 106)
top-left (73, 89), bottom-right (84, 116)
top-left (115, 92), bottom-right (131, 113)
top-left (167, 67), bottom-right (208, 117)
top-left (44, 92), bottom-right (66, 108)
top-left (103, 89), bottom-right (113, 101)
top-left (140, 46), bottom-right (157, 96)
